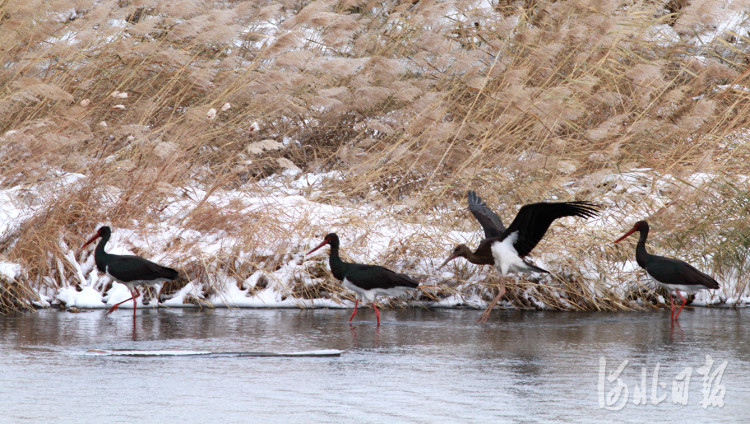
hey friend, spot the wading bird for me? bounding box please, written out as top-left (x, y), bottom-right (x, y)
top-left (307, 233), bottom-right (420, 326)
top-left (82, 226), bottom-right (178, 317)
top-left (614, 221), bottom-right (719, 321)
top-left (440, 192), bottom-right (600, 323)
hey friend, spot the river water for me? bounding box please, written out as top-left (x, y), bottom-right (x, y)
top-left (1, 307), bottom-right (748, 423)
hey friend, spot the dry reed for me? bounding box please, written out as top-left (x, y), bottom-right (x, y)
top-left (0, 0), bottom-right (749, 312)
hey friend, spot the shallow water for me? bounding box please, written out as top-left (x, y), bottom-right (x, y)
top-left (0, 306), bottom-right (748, 423)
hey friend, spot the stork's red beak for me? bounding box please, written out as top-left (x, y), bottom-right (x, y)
top-left (81, 231), bottom-right (101, 249)
top-left (307, 238), bottom-right (329, 255)
top-left (613, 227), bottom-right (638, 244)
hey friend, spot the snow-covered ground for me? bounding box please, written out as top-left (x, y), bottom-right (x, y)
top-left (1, 163), bottom-right (748, 312)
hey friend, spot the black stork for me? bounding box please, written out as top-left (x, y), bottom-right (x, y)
top-left (307, 233), bottom-right (420, 326)
top-left (614, 220), bottom-right (719, 321)
top-left (440, 192), bottom-right (600, 323)
top-left (82, 226), bottom-right (179, 317)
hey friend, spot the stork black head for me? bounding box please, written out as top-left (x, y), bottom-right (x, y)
top-left (82, 226), bottom-right (112, 249)
top-left (438, 244), bottom-right (472, 269)
top-left (614, 220), bottom-right (649, 243)
top-left (307, 233), bottom-right (340, 255)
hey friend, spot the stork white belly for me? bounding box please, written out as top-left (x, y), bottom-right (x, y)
top-left (646, 272), bottom-right (703, 294)
top-left (490, 233), bottom-right (539, 276)
top-left (105, 266), bottom-right (170, 291)
top-left (342, 278), bottom-right (414, 304)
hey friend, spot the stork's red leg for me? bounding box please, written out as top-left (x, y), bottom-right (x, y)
top-left (674, 292), bottom-right (688, 320)
top-left (669, 292), bottom-right (674, 320)
top-left (132, 288), bottom-right (139, 318)
top-left (373, 303), bottom-right (380, 327)
top-left (348, 299), bottom-right (359, 322)
top-left (477, 280), bottom-right (507, 324)
top-left (107, 288), bottom-right (139, 315)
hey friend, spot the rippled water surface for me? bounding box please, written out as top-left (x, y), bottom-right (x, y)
top-left (1, 307), bottom-right (748, 423)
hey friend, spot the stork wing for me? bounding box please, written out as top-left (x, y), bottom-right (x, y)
top-left (503, 201), bottom-right (599, 257)
top-left (467, 191), bottom-right (505, 238)
top-left (646, 255), bottom-right (720, 290)
top-left (108, 255), bottom-right (179, 282)
top-left (345, 263), bottom-right (420, 290)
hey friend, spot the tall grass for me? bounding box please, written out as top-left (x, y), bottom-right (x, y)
top-left (0, 0), bottom-right (749, 312)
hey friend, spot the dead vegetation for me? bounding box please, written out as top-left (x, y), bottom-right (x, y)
top-left (1, 0), bottom-right (749, 312)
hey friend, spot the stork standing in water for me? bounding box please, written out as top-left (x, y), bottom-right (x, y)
top-left (307, 233), bottom-right (420, 326)
top-left (440, 192), bottom-right (599, 323)
top-left (82, 226), bottom-right (178, 317)
top-left (614, 221), bottom-right (719, 320)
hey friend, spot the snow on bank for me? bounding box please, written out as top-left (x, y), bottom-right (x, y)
top-left (0, 262), bottom-right (22, 280)
top-left (1, 166), bottom-right (749, 311)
